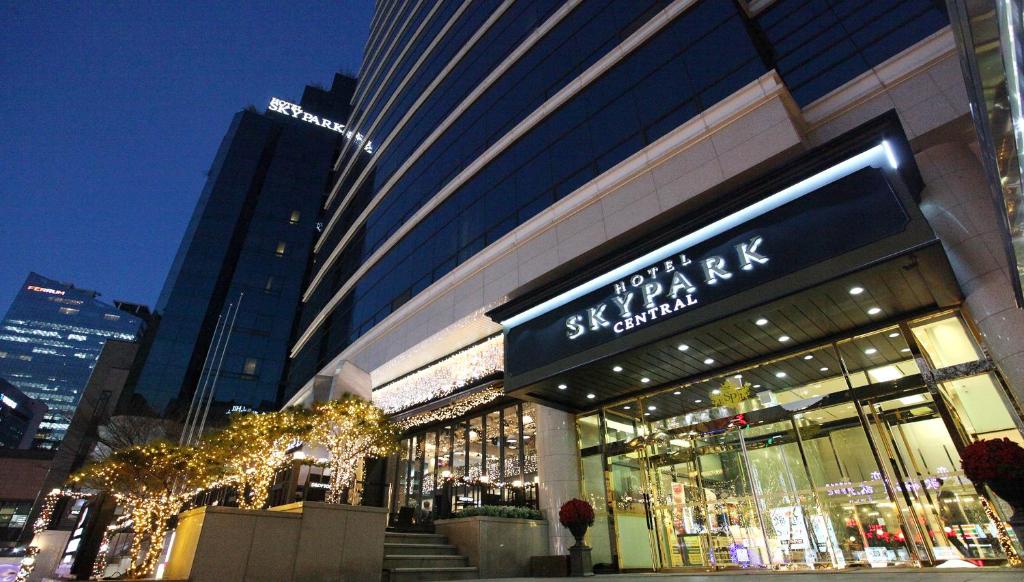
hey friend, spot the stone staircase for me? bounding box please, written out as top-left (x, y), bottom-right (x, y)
top-left (382, 532), bottom-right (478, 581)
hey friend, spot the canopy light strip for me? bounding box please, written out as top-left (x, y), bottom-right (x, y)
top-left (501, 141), bottom-right (898, 330)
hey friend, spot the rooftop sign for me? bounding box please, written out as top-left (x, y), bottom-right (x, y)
top-left (268, 97), bottom-right (374, 153)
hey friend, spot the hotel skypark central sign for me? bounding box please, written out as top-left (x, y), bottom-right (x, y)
top-left (566, 235), bottom-right (768, 339)
top-left (497, 142), bottom-right (909, 377)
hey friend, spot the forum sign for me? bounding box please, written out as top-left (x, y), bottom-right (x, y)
top-left (268, 97), bottom-right (374, 153)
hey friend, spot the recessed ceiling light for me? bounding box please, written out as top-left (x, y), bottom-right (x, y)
top-left (612, 366), bottom-right (623, 372)
top-left (867, 307), bottom-right (882, 315)
top-left (711, 389), bottom-right (721, 395)
top-left (864, 348), bottom-right (878, 355)
top-left (704, 358), bottom-right (715, 365)
top-left (673, 391), bottom-right (681, 395)
top-left (755, 318), bottom-right (769, 326)
top-left (820, 367), bottom-right (829, 372)
top-left (586, 393), bottom-right (596, 399)
top-left (849, 286), bottom-right (865, 295)
top-left (641, 377), bottom-right (650, 383)
top-left (753, 384), bottom-right (762, 388)
top-left (775, 371), bottom-right (787, 378)
top-left (677, 344), bottom-right (689, 351)
top-left (779, 335), bottom-right (791, 342)
top-left (888, 332), bottom-right (900, 338)
top-left (803, 354), bottom-right (814, 360)
top-left (558, 384), bottom-right (567, 390)
top-left (644, 412), bottom-right (651, 416)
top-left (901, 348), bottom-right (911, 353)
top-left (694, 399), bottom-right (703, 403)
top-left (648, 405), bottom-right (657, 411)
top-left (733, 374), bottom-right (742, 379)
top-left (623, 405), bottom-right (631, 410)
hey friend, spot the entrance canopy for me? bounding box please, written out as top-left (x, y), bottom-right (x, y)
top-left (488, 115), bottom-right (960, 410)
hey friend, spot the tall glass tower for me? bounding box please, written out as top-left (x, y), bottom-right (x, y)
top-left (127, 74), bottom-right (357, 421)
top-left (0, 273), bottom-right (144, 449)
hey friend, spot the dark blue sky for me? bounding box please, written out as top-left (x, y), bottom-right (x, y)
top-left (1, 2), bottom-right (373, 315)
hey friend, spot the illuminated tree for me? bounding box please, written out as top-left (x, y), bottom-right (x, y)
top-left (308, 396), bottom-right (399, 504)
top-left (205, 408), bottom-right (313, 510)
top-left (69, 441), bottom-right (221, 579)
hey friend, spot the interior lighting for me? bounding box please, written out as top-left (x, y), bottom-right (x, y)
top-left (673, 391), bottom-right (681, 395)
top-left (703, 358), bottom-right (715, 365)
top-left (867, 307), bottom-right (882, 315)
top-left (677, 344), bottom-right (689, 351)
top-left (779, 335), bottom-right (791, 342)
top-left (803, 354), bottom-right (813, 360)
top-left (648, 405), bottom-right (657, 411)
top-left (849, 287), bottom-right (865, 295)
top-left (864, 348), bottom-right (878, 355)
top-left (586, 393), bottom-right (596, 399)
top-left (820, 367), bottom-right (829, 372)
top-left (775, 372), bottom-right (787, 378)
top-left (755, 318), bottom-right (769, 326)
top-left (641, 377), bottom-right (650, 383)
top-left (711, 389), bottom-right (721, 395)
top-left (888, 332), bottom-right (900, 338)
top-left (612, 366), bottom-right (623, 372)
top-left (558, 384), bottom-right (567, 390)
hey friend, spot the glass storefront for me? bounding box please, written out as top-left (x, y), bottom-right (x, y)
top-left (577, 311), bottom-right (1024, 570)
top-left (391, 401), bottom-right (539, 522)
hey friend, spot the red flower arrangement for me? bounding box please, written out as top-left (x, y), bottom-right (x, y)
top-left (559, 498), bottom-right (595, 529)
top-left (961, 438), bottom-right (1024, 483)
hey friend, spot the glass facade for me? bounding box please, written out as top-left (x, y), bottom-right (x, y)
top-left (390, 400), bottom-right (539, 521)
top-left (291, 0), bottom-right (950, 394)
top-left (0, 273), bottom-right (144, 449)
top-left (129, 76), bottom-right (355, 420)
top-left (577, 310), bottom-right (1023, 570)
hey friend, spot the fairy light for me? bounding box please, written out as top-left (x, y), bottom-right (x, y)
top-left (979, 496), bottom-right (1022, 567)
top-left (204, 408), bottom-right (310, 510)
top-left (69, 441), bottom-right (221, 579)
top-left (309, 396), bottom-right (400, 504)
top-left (374, 337), bottom-right (503, 414)
top-left (396, 385), bottom-right (504, 430)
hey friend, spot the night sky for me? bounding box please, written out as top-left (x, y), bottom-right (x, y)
top-left (0, 2), bottom-right (373, 315)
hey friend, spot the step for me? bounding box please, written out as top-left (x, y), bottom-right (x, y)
top-left (386, 566), bottom-right (478, 582)
top-left (383, 542), bottom-right (460, 556)
top-left (384, 532), bottom-right (448, 545)
top-left (384, 554), bottom-right (469, 570)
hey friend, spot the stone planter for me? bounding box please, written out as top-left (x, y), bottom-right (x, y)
top-left (434, 515), bottom-right (548, 578)
top-left (164, 501), bottom-right (387, 582)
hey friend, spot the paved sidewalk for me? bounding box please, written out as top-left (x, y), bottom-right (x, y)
top-left (480, 569), bottom-right (1021, 581)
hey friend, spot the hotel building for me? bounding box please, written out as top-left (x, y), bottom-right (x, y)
top-left (287, 1), bottom-right (1024, 570)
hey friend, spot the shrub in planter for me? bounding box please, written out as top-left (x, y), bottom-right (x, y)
top-left (452, 505), bottom-right (542, 520)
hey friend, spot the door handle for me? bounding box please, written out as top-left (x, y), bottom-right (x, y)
top-left (643, 492), bottom-right (654, 530)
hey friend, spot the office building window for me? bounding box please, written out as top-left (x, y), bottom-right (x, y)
top-left (58, 307), bottom-right (79, 315)
top-left (103, 313), bottom-right (121, 321)
top-left (289, 210), bottom-right (301, 224)
top-left (275, 241), bottom-right (287, 257)
top-left (242, 358), bottom-right (259, 376)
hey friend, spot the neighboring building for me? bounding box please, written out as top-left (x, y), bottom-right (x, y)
top-left (0, 379), bottom-right (47, 450)
top-left (127, 74), bottom-right (357, 423)
top-left (0, 449), bottom-right (51, 550)
top-left (286, 0), bottom-right (1024, 571)
top-left (0, 273), bottom-right (145, 450)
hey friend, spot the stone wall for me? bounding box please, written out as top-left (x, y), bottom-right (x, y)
top-left (434, 515), bottom-right (548, 578)
top-left (164, 502), bottom-right (387, 582)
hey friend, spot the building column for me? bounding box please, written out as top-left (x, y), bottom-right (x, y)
top-left (534, 404), bottom-right (580, 555)
top-left (917, 141), bottom-right (1024, 403)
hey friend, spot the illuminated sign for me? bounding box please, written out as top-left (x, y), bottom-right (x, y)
top-left (565, 236), bottom-right (768, 339)
top-left (27, 285), bottom-right (65, 296)
top-left (497, 142), bottom-right (908, 378)
top-left (1, 394), bottom-right (17, 409)
top-left (268, 97), bottom-right (374, 153)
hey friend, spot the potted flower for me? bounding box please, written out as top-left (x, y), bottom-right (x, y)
top-left (559, 499), bottom-right (595, 576)
top-left (961, 438), bottom-right (1024, 543)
